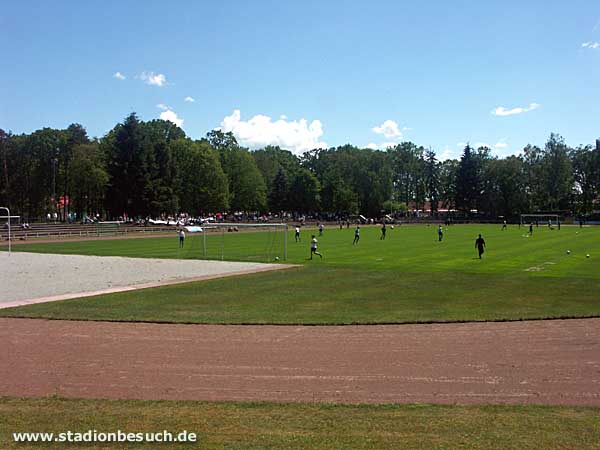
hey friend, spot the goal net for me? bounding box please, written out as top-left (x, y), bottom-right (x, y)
top-left (183, 223), bottom-right (288, 262)
top-left (519, 214), bottom-right (560, 228)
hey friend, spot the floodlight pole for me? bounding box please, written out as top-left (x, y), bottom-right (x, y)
top-left (52, 153), bottom-right (58, 221)
top-left (283, 224), bottom-right (288, 261)
top-left (0, 207), bottom-right (11, 255)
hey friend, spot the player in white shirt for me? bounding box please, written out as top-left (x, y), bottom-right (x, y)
top-left (179, 229), bottom-right (185, 248)
top-left (310, 235), bottom-right (323, 259)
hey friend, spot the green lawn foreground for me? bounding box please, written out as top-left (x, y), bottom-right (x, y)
top-left (1, 397), bottom-right (599, 450)
top-left (2, 224), bottom-right (599, 324)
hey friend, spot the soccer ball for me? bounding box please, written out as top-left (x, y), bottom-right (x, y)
top-left (567, 250), bottom-right (571, 254)
top-left (390, 225), bottom-right (394, 230)
top-left (586, 254), bottom-right (590, 258)
top-left (275, 256), bottom-right (280, 261)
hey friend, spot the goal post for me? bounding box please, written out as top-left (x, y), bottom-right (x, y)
top-left (0, 207), bottom-right (19, 255)
top-left (519, 214), bottom-right (560, 228)
top-left (184, 222), bottom-right (288, 262)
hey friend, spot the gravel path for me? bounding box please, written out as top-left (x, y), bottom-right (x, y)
top-left (1, 318), bottom-right (598, 405)
top-left (0, 252), bottom-right (292, 307)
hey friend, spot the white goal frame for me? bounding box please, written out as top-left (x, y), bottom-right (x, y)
top-left (1, 207), bottom-right (19, 255)
top-left (519, 214), bottom-right (560, 228)
top-left (191, 222), bottom-right (288, 261)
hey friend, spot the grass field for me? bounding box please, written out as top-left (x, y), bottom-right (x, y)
top-left (2, 224), bottom-right (599, 324)
top-left (2, 397), bottom-right (600, 449)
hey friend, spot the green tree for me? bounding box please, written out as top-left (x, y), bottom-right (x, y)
top-left (171, 138), bottom-right (229, 215)
top-left (424, 149), bottom-right (440, 214)
top-left (61, 124), bottom-right (91, 220)
top-left (541, 133), bottom-right (573, 210)
top-left (522, 144), bottom-right (545, 211)
top-left (220, 147), bottom-right (267, 212)
top-left (206, 130), bottom-right (238, 153)
top-left (321, 172), bottom-right (358, 216)
top-left (104, 114), bottom-right (185, 218)
top-left (268, 167), bottom-right (290, 212)
top-left (290, 168), bottom-right (320, 213)
top-left (388, 142), bottom-right (426, 210)
top-left (570, 145), bottom-right (596, 214)
top-left (104, 113), bottom-right (148, 217)
top-left (70, 143), bottom-right (108, 218)
top-left (0, 129), bottom-right (11, 209)
top-left (479, 156), bottom-right (528, 217)
top-left (455, 144), bottom-right (481, 212)
top-left (142, 119), bottom-right (185, 216)
top-left (439, 159), bottom-right (459, 210)
top-left (253, 146), bottom-right (300, 211)
top-left (306, 146), bottom-right (390, 216)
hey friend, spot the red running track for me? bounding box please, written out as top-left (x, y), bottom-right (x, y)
top-left (1, 318), bottom-right (599, 405)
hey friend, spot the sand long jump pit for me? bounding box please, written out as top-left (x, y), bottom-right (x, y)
top-left (0, 252), bottom-right (294, 309)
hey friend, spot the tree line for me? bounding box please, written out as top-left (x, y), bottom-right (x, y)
top-left (1, 113), bottom-right (599, 221)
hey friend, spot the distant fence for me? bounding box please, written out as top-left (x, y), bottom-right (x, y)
top-left (0, 224), bottom-right (176, 241)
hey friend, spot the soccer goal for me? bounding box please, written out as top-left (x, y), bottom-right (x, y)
top-left (183, 222), bottom-right (288, 262)
top-left (520, 214), bottom-right (560, 228)
top-left (0, 207), bottom-right (20, 254)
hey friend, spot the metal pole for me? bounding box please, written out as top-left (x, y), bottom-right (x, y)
top-left (221, 227), bottom-right (224, 261)
top-left (52, 154), bottom-right (58, 222)
top-left (283, 224), bottom-right (288, 261)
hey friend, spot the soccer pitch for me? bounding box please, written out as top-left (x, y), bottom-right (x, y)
top-left (2, 224), bottom-right (599, 324)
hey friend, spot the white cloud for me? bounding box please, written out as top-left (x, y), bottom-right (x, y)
top-left (372, 120), bottom-right (402, 139)
top-left (365, 142), bottom-right (398, 150)
top-left (113, 72), bottom-right (126, 80)
top-left (439, 147), bottom-right (456, 161)
top-left (456, 141), bottom-right (508, 152)
top-left (159, 110), bottom-right (184, 127)
top-left (368, 119), bottom-right (407, 149)
top-left (139, 71), bottom-right (167, 87)
top-left (156, 103), bottom-right (171, 111)
top-left (184, 96), bottom-right (195, 102)
top-left (492, 102), bottom-right (540, 116)
top-left (582, 41), bottom-right (600, 49)
top-left (219, 109), bottom-right (327, 154)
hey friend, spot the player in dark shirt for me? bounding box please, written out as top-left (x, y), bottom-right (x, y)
top-left (380, 223), bottom-right (386, 240)
top-left (475, 234), bottom-right (486, 259)
top-left (353, 225), bottom-right (360, 245)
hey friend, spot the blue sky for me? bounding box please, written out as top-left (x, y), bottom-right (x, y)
top-left (1, 0), bottom-right (599, 158)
